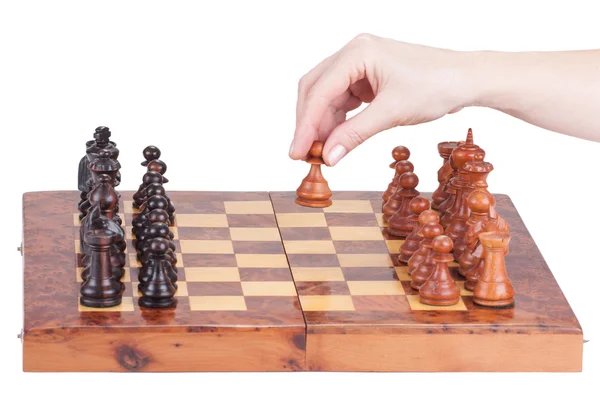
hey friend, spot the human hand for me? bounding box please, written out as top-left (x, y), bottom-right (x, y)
top-left (290, 34), bottom-right (475, 166)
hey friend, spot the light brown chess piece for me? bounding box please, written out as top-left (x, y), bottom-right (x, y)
top-left (387, 178), bottom-right (423, 237)
top-left (431, 141), bottom-right (459, 210)
top-left (419, 235), bottom-right (460, 306)
top-left (383, 172), bottom-right (419, 224)
top-left (473, 231), bottom-right (515, 307)
top-left (381, 146), bottom-right (410, 210)
top-left (399, 210), bottom-right (439, 264)
top-left (455, 190), bottom-right (493, 265)
top-left (295, 141), bottom-right (332, 208)
top-left (382, 159), bottom-right (414, 212)
top-left (410, 222), bottom-right (444, 289)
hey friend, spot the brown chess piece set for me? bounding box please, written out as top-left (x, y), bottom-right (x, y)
top-left (295, 129), bottom-right (515, 308)
top-left (78, 127), bottom-right (177, 309)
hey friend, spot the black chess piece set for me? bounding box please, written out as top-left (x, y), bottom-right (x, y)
top-left (77, 127), bottom-right (177, 309)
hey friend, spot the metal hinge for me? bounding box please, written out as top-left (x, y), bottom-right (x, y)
top-left (17, 329), bottom-right (23, 343)
top-left (17, 242), bottom-right (23, 256)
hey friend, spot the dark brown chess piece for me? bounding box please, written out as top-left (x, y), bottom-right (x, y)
top-left (80, 148), bottom-right (122, 220)
top-left (440, 129), bottom-right (485, 230)
top-left (473, 231), bottom-right (515, 307)
top-left (383, 172), bottom-right (419, 224)
top-left (295, 141), bottom-right (332, 208)
top-left (399, 209), bottom-right (439, 264)
top-left (408, 222), bottom-right (443, 279)
top-left (138, 222), bottom-right (178, 288)
top-left (145, 183), bottom-right (176, 225)
top-left (142, 145), bottom-right (161, 166)
top-left (381, 146), bottom-right (410, 210)
top-left (132, 195), bottom-right (169, 237)
top-left (147, 159), bottom-right (169, 183)
top-left (419, 235), bottom-right (461, 306)
top-left (387, 185), bottom-right (424, 238)
top-left (80, 229), bottom-right (123, 308)
top-left (456, 191), bottom-right (493, 271)
top-left (133, 171), bottom-right (164, 209)
top-left (431, 141), bottom-right (459, 210)
top-left (382, 159), bottom-right (414, 212)
top-left (139, 238), bottom-right (177, 309)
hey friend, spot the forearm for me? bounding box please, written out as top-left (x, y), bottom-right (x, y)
top-left (465, 50), bottom-right (600, 142)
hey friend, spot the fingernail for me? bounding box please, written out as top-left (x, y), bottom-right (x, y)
top-left (289, 140), bottom-right (295, 157)
top-left (328, 144), bottom-right (347, 166)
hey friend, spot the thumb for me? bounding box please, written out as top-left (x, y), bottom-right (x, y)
top-left (322, 99), bottom-right (394, 166)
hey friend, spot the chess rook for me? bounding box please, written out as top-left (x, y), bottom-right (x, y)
top-left (295, 141), bottom-right (332, 208)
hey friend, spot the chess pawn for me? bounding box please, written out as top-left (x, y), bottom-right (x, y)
top-left (419, 235), bottom-right (460, 306)
top-left (387, 183), bottom-right (423, 237)
top-left (133, 171), bottom-right (164, 209)
top-left (399, 210), bottom-right (439, 264)
top-left (456, 191), bottom-right (492, 271)
top-left (381, 146), bottom-right (410, 209)
top-left (382, 159), bottom-right (414, 212)
top-left (147, 159), bottom-right (169, 183)
top-left (80, 229), bottom-right (122, 308)
top-left (473, 232), bottom-right (515, 307)
top-left (132, 195), bottom-right (169, 236)
top-left (142, 145), bottom-right (161, 166)
top-left (383, 171), bottom-right (419, 224)
top-left (138, 222), bottom-right (178, 287)
top-left (431, 141), bottom-right (459, 210)
top-left (145, 182), bottom-right (176, 225)
top-left (139, 238), bottom-right (177, 309)
top-left (295, 141), bottom-right (333, 208)
top-left (410, 222), bottom-right (444, 289)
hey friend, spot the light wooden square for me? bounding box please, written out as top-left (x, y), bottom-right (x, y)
top-left (347, 280), bottom-right (405, 296)
top-left (170, 227), bottom-right (179, 240)
top-left (235, 254), bottom-right (289, 268)
top-left (185, 267), bottom-right (241, 282)
top-left (241, 281), bottom-right (297, 296)
top-left (121, 267), bottom-right (131, 283)
top-left (126, 229), bottom-right (134, 240)
top-left (189, 296), bottom-right (247, 311)
top-left (283, 240), bottom-right (336, 254)
top-left (375, 213), bottom-right (387, 227)
top-left (324, 200), bottom-right (373, 214)
top-left (394, 266), bottom-right (412, 281)
top-left (176, 253), bottom-right (184, 267)
top-left (293, 267), bottom-right (345, 282)
top-left (338, 253), bottom-right (394, 267)
top-left (224, 201), bottom-right (273, 215)
top-left (176, 214), bottom-right (229, 228)
top-left (179, 240), bottom-right (234, 254)
top-left (276, 213), bottom-right (327, 227)
top-left (73, 213), bottom-right (81, 226)
top-left (386, 240), bottom-right (404, 253)
top-left (229, 227), bottom-right (281, 241)
top-left (76, 267), bottom-right (83, 283)
top-left (129, 253), bottom-right (142, 268)
top-left (122, 201), bottom-right (134, 214)
top-left (78, 296), bottom-right (134, 312)
top-left (299, 295), bottom-right (355, 311)
top-left (456, 281), bottom-right (474, 296)
top-left (407, 295), bottom-right (467, 311)
top-left (74, 240), bottom-right (81, 254)
top-left (329, 226), bottom-right (383, 241)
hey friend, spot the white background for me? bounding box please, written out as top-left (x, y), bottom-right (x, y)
top-left (1, 0), bottom-right (599, 398)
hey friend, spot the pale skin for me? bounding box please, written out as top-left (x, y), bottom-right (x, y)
top-left (290, 33), bottom-right (600, 166)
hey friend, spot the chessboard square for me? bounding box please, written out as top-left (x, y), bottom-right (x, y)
top-left (170, 227), bottom-right (179, 240)
top-left (276, 213), bottom-right (327, 228)
top-left (177, 227), bottom-right (231, 240)
top-left (324, 200), bottom-right (373, 214)
top-left (375, 213), bottom-right (387, 228)
top-left (176, 214), bottom-right (229, 228)
top-left (179, 240), bottom-right (234, 254)
top-left (226, 214), bottom-right (278, 228)
top-left (175, 282), bottom-right (189, 297)
top-left (73, 213), bottom-right (80, 226)
top-left (176, 253), bottom-right (184, 267)
top-left (334, 241), bottom-right (389, 254)
top-left (241, 281), bottom-right (297, 296)
top-left (229, 227), bottom-right (281, 242)
top-left (394, 266), bottom-right (412, 281)
top-left (235, 254), bottom-right (289, 268)
top-left (299, 295), bottom-right (355, 311)
top-left (337, 253), bottom-right (394, 267)
top-left (287, 254), bottom-right (340, 268)
top-left (347, 280), bottom-right (405, 296)
top-left (121, 268), bottom-right (131, 283)
top-left (122, 201), bottom-right (134, 214)
top-left (279, 227), bottom-right (332, 241)
top-left (232, 241), bottom-right (284, 254)
top-left (456, 281), bottom-right (474, 296)
top-left (185, 267), bottom-right (241, 282)
top-left (284, 240), bottom-right (336, 254)
top-left (295, 281), bottom-right (351, 296)
top-left (186, 282), bottom-right (243, 296)
top-left (189, 296), bottom-right (247, 311)
top-left (406, 295), bottom-right (468, 311)
top-left (224, 201), bottom-right (273, 214)
top-left (76, 268), bottom-right (83, 283)
top-left (386, 240), bottom-right (404, 253)
top-left (325, 213), bottom-right (379, 227)
top-left (343, 266), bottom-right (398, 281)
top-left (78, 296), bottom-right (134, 312)
top-left (129, 253), bottom-right (142, 268)
top-left (293, 267), bottom-right (345, 282)
top-left (182, 254), bottom-right (237, 267)
top-left (239, 267), bottom-right (293, 282)
top-left (74, 240), bottom-right (81, 254)
top-left (329, 226), bottom-right (383, 241)
top-left (353, 294), bottom-right (410, 311)
top-left (125, 230), bottom-right (134, 240)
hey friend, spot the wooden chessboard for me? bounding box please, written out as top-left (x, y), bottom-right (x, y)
top-left (22, 191), bottom-right (583, 372)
